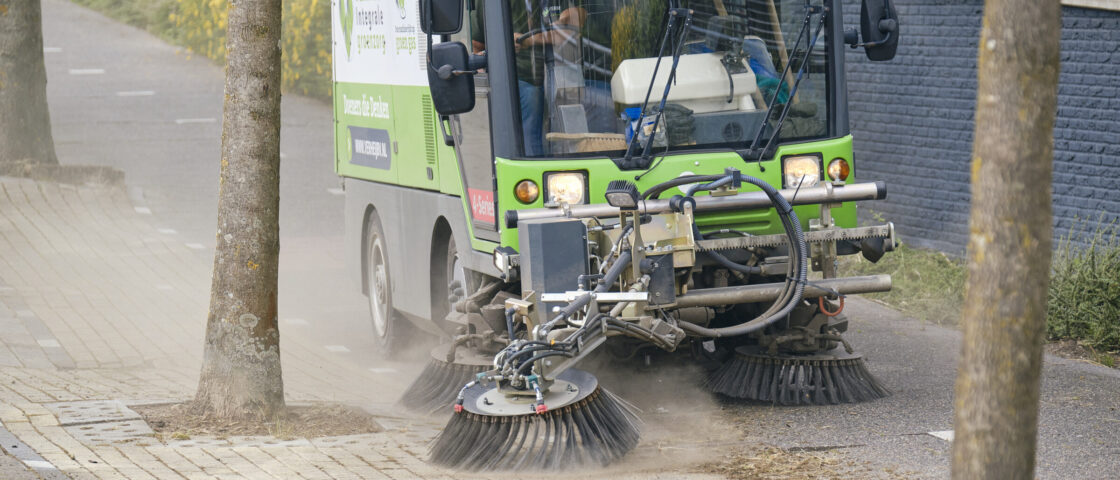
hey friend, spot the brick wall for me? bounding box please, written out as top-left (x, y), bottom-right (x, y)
top-left (844, 1), bottom-right (1120, 253)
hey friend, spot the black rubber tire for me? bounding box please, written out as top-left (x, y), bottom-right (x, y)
top-left (365, 210), bottom-right (415, 358)
top-left (431, 233), bottom-right (465, 329)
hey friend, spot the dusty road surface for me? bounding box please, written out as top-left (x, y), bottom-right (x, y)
top-left (0, 0), bottom-right (1110, 478)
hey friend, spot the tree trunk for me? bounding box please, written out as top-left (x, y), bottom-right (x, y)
top-left (0, 0), bottom-right (58, 165)
top-left (951, 1), bottom-right (1061, 479)
top-left (194, 0), bottom-right (284, 418)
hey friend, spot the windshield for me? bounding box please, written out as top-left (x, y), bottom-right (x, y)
top-left (473, 0), bottom-right (829, 158)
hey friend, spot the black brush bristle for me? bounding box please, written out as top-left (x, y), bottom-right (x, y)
top-left (429, 387), bottom-right (641, 471)
top-left (398, 359), bottom-right (489, 413)
top-left (707, 349), bottom-right (890, 405)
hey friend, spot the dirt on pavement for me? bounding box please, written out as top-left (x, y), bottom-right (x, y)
top-left (701, 445), bottom-right (919, 480)
top-left (135, 402), bottom-right (383, 440)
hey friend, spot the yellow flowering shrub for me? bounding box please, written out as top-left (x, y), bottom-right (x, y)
top-left (170, 0), bottom-right (229, 62)
top-left (71, 0), bottom-right (333, 99)
top-left (282, 0), bottom-right (333, 98)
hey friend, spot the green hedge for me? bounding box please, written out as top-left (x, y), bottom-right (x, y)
top-left (1047, 223), bottom-right (1120, 353)
top-left (70, 0), bottom-right (332, 99)
top-left (843, 223), bottom-right (1120, 356)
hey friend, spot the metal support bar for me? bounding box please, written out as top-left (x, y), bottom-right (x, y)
top-left (506, 181), bottom-right (886, 228)
top-left (673, 274), bottom-right (892, 309)
top-left (540, 291), bottom-right (650, 303)
top-left (697, 224), bottom-right (893, 251)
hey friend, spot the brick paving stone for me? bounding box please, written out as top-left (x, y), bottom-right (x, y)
top-left (173, 446), bottom-right (237, 478)
top-left (312, 447), bottom-right (393, 480)
top-left (143, 446), bottom-right (205, 479)
top-left (290, 446), bottom-right (376, 479)
top-left (90, 446), bottom-right (157, 480)
top-left (231, 447), bottom-right (305, 479)
top-left (261, 445), bottom-right (333, 480)
top-left (200, 447), bottom-right (275, 480)
top-left (114, 446), bottom-right (187, 480)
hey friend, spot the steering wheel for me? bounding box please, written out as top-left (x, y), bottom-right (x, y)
top-left (516, 23), bottom-right (580, 45)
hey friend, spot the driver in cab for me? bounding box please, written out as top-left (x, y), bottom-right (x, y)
top-left (471, 0), bottom-right (588, 156)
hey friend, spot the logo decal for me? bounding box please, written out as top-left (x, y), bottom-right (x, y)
top-left (468, 189), bottom-right (496, 223)
top-left (348, 126), bottom-right (392, 170)
top-left (340, 0), bottom-right (355, 59)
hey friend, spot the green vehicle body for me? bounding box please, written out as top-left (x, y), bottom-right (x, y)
top-left (332, 0), bottom-right (872, 336)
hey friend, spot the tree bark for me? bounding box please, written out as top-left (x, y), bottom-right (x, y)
top-left (194, 0), bottom-right (284, 418)
top-left (951, 1), bottom-right (1061, 479)
top-left (0, 0), bottom-right (58, 165)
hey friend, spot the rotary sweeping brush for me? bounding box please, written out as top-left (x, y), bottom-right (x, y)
top-left (428, 368), bottom-right (641, 471)
top-left (398, 344), bottom-right (491, 413)
top-left (707, 346), bottom-right (889, 405)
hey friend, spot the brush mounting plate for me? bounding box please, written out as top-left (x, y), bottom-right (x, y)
top-left (465, 369), bottom-right (598, 416)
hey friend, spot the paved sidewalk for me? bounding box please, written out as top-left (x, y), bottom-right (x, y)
top-left (0, 177), bottom-right (729, 479)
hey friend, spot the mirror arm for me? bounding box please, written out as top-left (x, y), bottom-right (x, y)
top-left (842, 28), bottom-right (896, 49)
top-left (435, 53), bottom-right (488, 80)
top-left (854, 29), bottom-right (893, 49)
top-left (843, 23), bottom-right (896, 49)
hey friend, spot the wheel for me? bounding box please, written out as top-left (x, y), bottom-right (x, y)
top-left (432, 232), bottom-right (467, 328)
top-left (365, 210), bottom-right (414, 357)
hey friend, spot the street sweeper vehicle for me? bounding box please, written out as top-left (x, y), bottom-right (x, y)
top-left (333, 0), bottom-right (900, 470)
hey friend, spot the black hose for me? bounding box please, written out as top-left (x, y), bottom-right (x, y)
top-left (678, 175), bottom-right (807, 338)
top-left (504, 307), bottom-right (516, 340)
top-left (684, 176), bottom-right (733, 197)
top-left (695, 225), bottom-right (762, 275)
top-left (504, 344), bottom-right (566, 371)
top-left (641, 174), bottom-right (726, 200)
top-left (515, 351), bottom-right (575, 375)
top-left (604, 319), bottom-right (674, 349)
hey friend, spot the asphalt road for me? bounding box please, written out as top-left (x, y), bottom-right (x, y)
top-left (38, 1), bottom-right (1120, 478)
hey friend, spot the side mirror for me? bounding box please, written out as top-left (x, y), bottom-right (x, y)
top-left (420, 0), bottom-right (464, 35)
top-left (844, 0), bottom-right (899, 61)
top-left (428, 42), bottom-right (475, 115)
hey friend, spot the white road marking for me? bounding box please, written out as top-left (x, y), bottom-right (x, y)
top-left (117, 90), bottom-right (155, 97)
top-left (324, 345), bottom-right (350, 353)
top-left (37, 339), bottom-right (61, 348)
top-left (68, 68), bottom-right (105, 75)
top-left (928, 430), bottom-right (955, 442)
top-left (156, 285), bottom-right (174, 291)
top-left (43, 47), bottom-right (62, 53)
top-left (24, 460), bottom-right (57, 470)
top-left (368, 367), bottom-right (397, 374)
top-left (175, 118), bottom-right (216, 125)
top-left (282, 318), bottom-right (309, 326)
top-left (157, 228), bottom-right (177, 235)
top-left (326, 188), bottom-right (345, 196)
top-left (184, 243), bottom-right (206, 250)
top-left (134, 206), bottom-right (152, 214)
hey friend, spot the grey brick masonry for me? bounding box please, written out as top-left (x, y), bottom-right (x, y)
top-left (844, 1), bottom-right (1120, 253)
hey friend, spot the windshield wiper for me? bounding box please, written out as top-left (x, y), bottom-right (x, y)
top-left (744, 2), bottom-right (827, 165)
top-left (622, 5), bottom-right (693, 172)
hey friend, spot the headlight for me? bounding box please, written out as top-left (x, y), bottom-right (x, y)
top-left (604, 179), bottom-right (639, 210)
top-left (782, 155), bottom-right (821, 188)
top-left (545, 172), bottom-right (587, 205)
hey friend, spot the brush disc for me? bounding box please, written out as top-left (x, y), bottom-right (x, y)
top-left (429, 368), bottom-right (641, 471)
top-left (707, 346), bottom-right (890, 405)
top-left (397, 343), bottom-right (491, 413)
